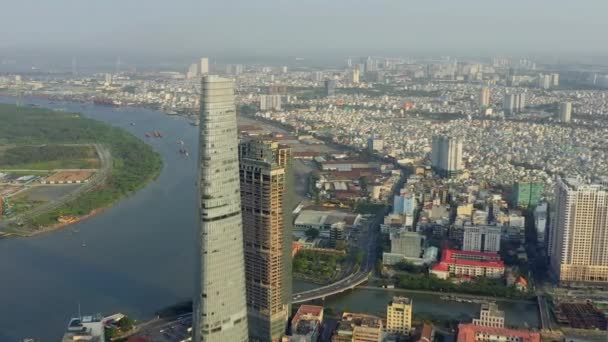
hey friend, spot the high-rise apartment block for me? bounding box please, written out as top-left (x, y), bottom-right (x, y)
top-left (239, 137), bottom-right (292, 341)
top-left (463, 225), bottom-right (501, 253)
top-left (550, 177), bottom-right (608, 284)
top-left (193, 76), bottom-right (248, 342)
top-left (187, 63), bottom-right (200, 79)
top-left (260, 94), bottom-right (282, 111)
top-left (386, 296), bottom-right (413, 335)
top-left (351, 68), bottom-right (360, 84)
top-left (503, 93), bottom-right (526, 115)
top-left (558, 102), bottom-right (572, 123)
top-left (478, 87), bottom-right (490, 108)
top-left (200, 57), bottom-right (209, 75)
top-left (431, 135), bottom-right (464, 178)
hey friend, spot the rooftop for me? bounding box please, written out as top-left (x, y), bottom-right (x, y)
top-left (457, 323), bottom-right (540, 342)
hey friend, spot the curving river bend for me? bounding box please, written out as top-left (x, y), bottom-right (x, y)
top-left (0, 96), bottom-right (538, 340)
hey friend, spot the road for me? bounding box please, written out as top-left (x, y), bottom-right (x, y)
top-left (537, 293), bottom-right (553, 331)
top-left (292, 207), bottom-right (383, 304)
top-left (0, 143), bottom-right (111, 230)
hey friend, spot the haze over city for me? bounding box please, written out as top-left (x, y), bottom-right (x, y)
top-left (2, 1), bottom-right (608, 342)
top-left (2, 0), bottom-right (608, 64)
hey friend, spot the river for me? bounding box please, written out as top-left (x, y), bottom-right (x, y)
top-left (0, 97), bottom-right (538, 340)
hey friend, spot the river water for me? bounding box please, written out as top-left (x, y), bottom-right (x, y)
top-left (0, 97), bottom-right (539, 340)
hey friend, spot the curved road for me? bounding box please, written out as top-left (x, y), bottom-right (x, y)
top-left (292, 208), bottom-right (383, 304)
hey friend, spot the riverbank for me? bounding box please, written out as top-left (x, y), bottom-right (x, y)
top-left (359, 285), bottom-right (536, 304)
top-left (0, 103), bottom-right (163, 237)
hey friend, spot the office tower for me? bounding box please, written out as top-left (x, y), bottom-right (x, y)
top-left (511, 181), bottom-right (543, 207)
top-left (104, 73), bottom-right (113, 86)
top-left (463, 225), bottom-right (501, 253)
top-left (367, 135), bottom-right (383, 152)
top-left (430, 135), bottom-right (464, 178)
top-left (259, 94), bottom-right (282, 111)
top-left (346, 57), bottom-right (352, 67)
top-left (386, 297), bottom-right (413, 335)
top-left (193, 76), bottom-right (248, 342)
top-left (239, 137), bottom-right (292, 342)
top-left (281, 66), bottom-right (288, 73)
top-left (351, 69), bottom-right (360, 84)
top-left (324, 79), bottom-right (336, 96)
top-left (478, 87), bottom-right (490, 108)
top-left (473, 303), bottom-right (505, 328)
top-left (200, 57), bottom-right (209, 75)
top-left (187, 63), bottom-right (199, 79)
top-left (549, 177), bottom-right (608, 284)
top-left (558, 102), bottom-right (572, 123)
top-left (551, 73), bottom-right (560, 87)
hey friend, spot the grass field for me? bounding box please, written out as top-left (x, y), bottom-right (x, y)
top-left (0, 104), bottom-right (162, 231)
top-left (0, 144), bottom-right (100, 170)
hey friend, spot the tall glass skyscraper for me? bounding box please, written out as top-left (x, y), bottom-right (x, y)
top-left (193, 75), bottom-right (248, 342)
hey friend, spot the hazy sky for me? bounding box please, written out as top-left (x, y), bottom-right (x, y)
top-left (1, 0), bottom-right (607, 59)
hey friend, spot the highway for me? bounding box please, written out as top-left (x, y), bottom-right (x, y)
top-left (292, 206), bottom-right (383, 304)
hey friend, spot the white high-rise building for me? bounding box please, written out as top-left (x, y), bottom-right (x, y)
top-left (534, 202), bottom-right (548, 246)
top-left (478, 87), bottom-right (490, 108)
top-left (259, 94), bottom-right (282, 111)
top-left (503, 93), bottom-right (525, 115)
top-left (431, 135), bottom-right (464, 178)
top-left (194, 76), bottom-right (248, 342)
top-left (551, 73), bottom-right (560, 87)
top-left (537, 74), bottom-right (552, 89)
top-left (200, 57), bottom-right (209, 75)
top-left (463, 225), bottom-right (501, 253)
top-left (351, 68), bottom-right (360, 84)
top-left (549, 177), bottom-right (608, 285)
top-left (187, 63), bottom-right (199, 79)
top-left (558, 102), bottom-right (572, 123)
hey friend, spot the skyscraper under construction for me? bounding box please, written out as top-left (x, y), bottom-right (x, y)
top-left (239, 137), bottom-right (293, 341)
top-left (193, 75), bottom-right (248, 342)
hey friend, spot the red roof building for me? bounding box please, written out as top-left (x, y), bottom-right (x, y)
top-left (456, 323), bottom-right (540, 342)
top-left (431, 249), bottom-right (505, 279)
